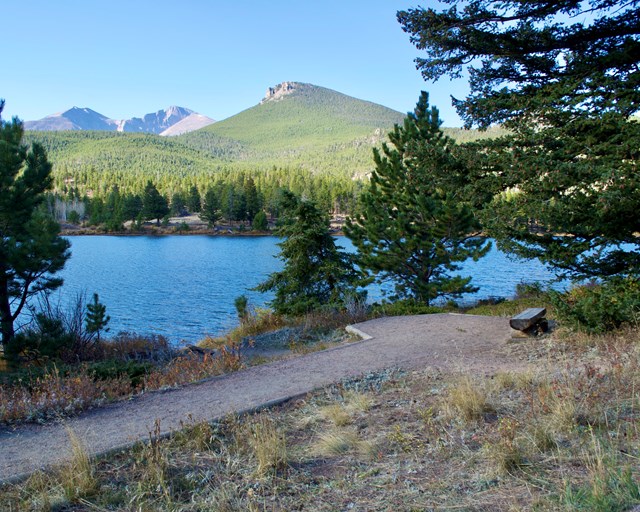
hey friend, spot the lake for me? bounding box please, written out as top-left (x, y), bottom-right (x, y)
top-left (33, 235), bottom-right (562, 344)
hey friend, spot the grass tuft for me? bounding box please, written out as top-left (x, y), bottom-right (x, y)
top-left (444, 375), bottom-right (493, 423)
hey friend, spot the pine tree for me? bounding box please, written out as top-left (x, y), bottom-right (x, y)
top-left (186, 185), bottom-right (201, 213)
top-left (201, 189), bottom-right (221, 227)
top-left (345, 93), bottom-right (489, 305)
top-left (121, 194), bottom-right (143, 223)
top-left (170, 192), bottom-right (187, 217)
top-left (252, 210), bottom-right (269, 231)
top-left (85, 293), bottom-right (110, 342)
top-left (0, 101), bottom-right (71, 345)
top-left (141, 181), bottom-right (169, 225)
top-left (398, 0), bottom-right (640, 278)
top-left (255, 191), bottom-right (363, 315)
top-left (244, 177), bottom-right (261, 222)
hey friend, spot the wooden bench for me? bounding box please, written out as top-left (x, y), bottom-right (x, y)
top-left (510, 307), bottom-right (547, 333)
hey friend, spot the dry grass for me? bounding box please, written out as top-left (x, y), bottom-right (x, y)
top-left (0, 348), bottom-right (245, 425)
top-left (248, 415), bottom-right (288, 477)
top-left (1, 324), bottom-right (639, 511)
top-left (443, 375), bottom-right (494, 422)
top-left (200, 308), bottom-right (286, 349)
top-left (59, 427), bottom-right (97, 502)
top-left (0, 366), bottom-right (133, 424)
top-left (313, 429), bottom-right (362, 457)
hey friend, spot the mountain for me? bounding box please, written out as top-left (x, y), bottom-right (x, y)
top-left (174, 82), bottom-right (407, 176)
top-left (24, 107), bottom-right (117, 131)
top-left (159, 113), bottom-right (217, 136)
top-left (183, 82), bottom-right (406, 152)
top-left (24, 106), bottom-right (215, 135)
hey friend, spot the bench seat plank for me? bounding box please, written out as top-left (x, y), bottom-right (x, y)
top-left (510, 307), bottom-right (546, 331)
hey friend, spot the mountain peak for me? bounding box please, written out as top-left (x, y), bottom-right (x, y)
top-left (262, 81), bottom-right (303, 103)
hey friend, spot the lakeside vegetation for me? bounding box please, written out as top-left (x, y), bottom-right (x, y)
top-left (1, 293), bottom-right (639, 511)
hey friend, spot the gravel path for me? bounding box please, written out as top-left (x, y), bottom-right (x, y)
top-left (0, 313), bottom-right (520, 483)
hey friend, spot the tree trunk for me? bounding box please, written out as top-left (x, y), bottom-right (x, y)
top-left (0, 273), bottom-right (14, 346)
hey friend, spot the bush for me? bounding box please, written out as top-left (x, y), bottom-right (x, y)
top-left (551, 277), bottom-right (640, 333)
top-left (6, 313), bottom-right (75, 362)
top-left (88, 360), bottom-right (153, 388)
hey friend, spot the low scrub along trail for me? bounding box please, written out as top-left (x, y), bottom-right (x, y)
top-left (1, 313), bottom-right (520, 483)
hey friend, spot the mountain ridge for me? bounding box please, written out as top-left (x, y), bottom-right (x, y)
top-left (24, 106), bottom-right (215, 135)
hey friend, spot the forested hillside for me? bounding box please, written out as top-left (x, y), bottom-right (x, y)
top-left (25, 83), bottom-right (505, 216)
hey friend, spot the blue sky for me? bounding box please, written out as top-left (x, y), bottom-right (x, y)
top-left (2, 0), bottom-right (468, 126)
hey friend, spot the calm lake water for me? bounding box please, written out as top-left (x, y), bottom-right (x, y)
top-left (36, 235), bottom-right (563, 344)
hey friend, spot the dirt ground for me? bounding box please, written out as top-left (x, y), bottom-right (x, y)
top-left (0, 313), bottom-right (524, 483)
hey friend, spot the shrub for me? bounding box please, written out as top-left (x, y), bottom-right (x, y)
top-left (551, 277), bottom-right (640, 333)
top-left (87, 360), bottom-right (153, 388)
top-left (6, 313), bottom-right (75, 362)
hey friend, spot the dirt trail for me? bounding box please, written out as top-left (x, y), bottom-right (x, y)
top-left (0, 313), bottom-right (522, 483)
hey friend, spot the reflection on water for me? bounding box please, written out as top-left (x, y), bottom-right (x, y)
top-left (42, 235), bottom-right (564, 344)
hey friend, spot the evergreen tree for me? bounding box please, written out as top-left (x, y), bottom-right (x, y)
top-left (255, 191), bottom-right (363, 315)
top-left (170, 191), bottom-right (187, 217)
top-left (121, 194), bottom-right (143, 223)
top-left (186, 185), bottom-right (201, 213)
top-left (141, 181), bottom-right (169, 225)
top-left (252, 210), bottom-right (269, 231)
top-left (0, 101), bottom-right (71, 345)
top-left (104, 185), bottom-right (123, 231)
top-left (200, 189), bottom-right (221, 227)
top-left (345, 93), bottom-right (489, 305)
top-left (244, 177), bottom-right (261, 222)
top-left (398, 0), bottom-right (640, 278)
top-left (85, 293), bottom-right (110, 342)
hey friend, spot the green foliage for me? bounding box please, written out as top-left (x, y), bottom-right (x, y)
top-left (398, 1), bottom-right (640, 130)
top-left (550, 278), bottom-right (640, 333)
top-left (0, 101), bottom-right (71, 345)
top-left (88, 360), bottom-right (152, 388)
top-left (252, 210), bottom-right (269, 231)
top-left (5, 312), bottom-right (75, 361)
top-left (121, 194), bottom-right (143, 223)
top-left (371, 300), bottom-right (444, 317)
top-left (234, 295), bottom-right (249, 323)
top-left (67, 210), bottom-right (81, 224)
top-left (85, 293), bottom-right (110, 342)
top-left (141, 181), bottom-right (169, 224)
top-left (170, 191), bottom-right (187, 216)
top-left (186, 185), bottom-right (201, 213)
top-left (477, 119), bottom-right (640, 278)
top-left (562, 465), bottom-right (640, 512)
top-left (255, 191), bottom-right (364, 316)
top-left (200, 188), bottom-right (221, 227)
top-left (399, 1), bottom-right (640, 279)
top-left (345, 93), bottom-right (490, 305)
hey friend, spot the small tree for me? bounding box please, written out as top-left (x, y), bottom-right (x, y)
top-left (141, 181), bottom-right (169, 225)
top-left (201, 189), bottom-right (221, 227)
top-left (252, 210), bottom-right (268, 231)
top-left (186, 185), bottom-right (201, 213)
top-left (170, 192), bottom-right (187, 217)
top-left (85, 293), bottom-right (110, 342)
top-left (122, 194), bottom-right (143, 223)
top-left (234, 294), bottom-right (249, 323)
top-left (345, 93), bottom-right (489, 305)
top-left (255, 191), bottom-right (364, 315)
